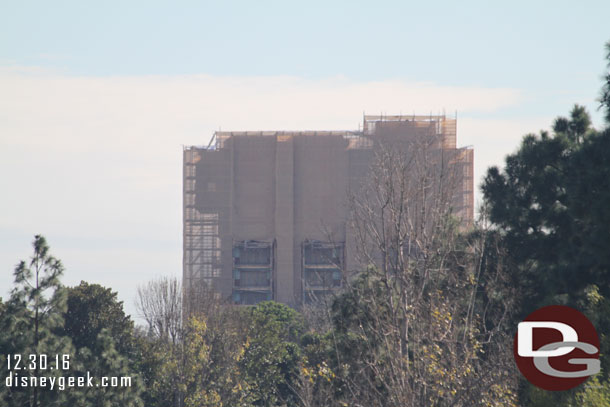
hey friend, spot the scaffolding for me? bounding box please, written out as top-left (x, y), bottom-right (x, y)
top-left (183, 147), bottom-right (222, 302)
top-left (457, 147), bottom-right (474, 224)
top-left (302, 240), bottom-right (344, 304)
top-left (363, 114), bottom-right (457, 149)
top-left (214, 130), bottom-right (373, 150)
top-left (232, 240), bottom-right (274, 305)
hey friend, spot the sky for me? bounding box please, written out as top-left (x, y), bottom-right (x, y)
top-left (1, 0), bottom-right (609, 319)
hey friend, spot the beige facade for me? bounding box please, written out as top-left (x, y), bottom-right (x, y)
top-left (183, 115), bottom-right (473, 307)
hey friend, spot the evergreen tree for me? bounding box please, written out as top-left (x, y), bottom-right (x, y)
top-left (62, 282), bottom-right (143, 407)
top-left (63, 328), bottom-right (144, 407)
top-left (64, 282), bottom-right (135, 358)
top-left (482, 43), bottom-right (610, 406)
top-left (0, 235), bottom-right (73, 407)
top-left (481, 104), bottom-right (609, 310)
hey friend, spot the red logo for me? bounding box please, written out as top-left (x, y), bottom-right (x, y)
top-left (513, 305), bottom-right (600, 391)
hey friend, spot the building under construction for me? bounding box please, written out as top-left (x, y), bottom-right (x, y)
top-left (183, 115), bottom-right (473, 307)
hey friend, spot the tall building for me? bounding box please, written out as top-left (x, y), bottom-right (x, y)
top-left (183, 115), bottom-right (473, 307)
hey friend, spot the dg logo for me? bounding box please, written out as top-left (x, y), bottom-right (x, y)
top-left (513, 305), bottom-right (600, 391)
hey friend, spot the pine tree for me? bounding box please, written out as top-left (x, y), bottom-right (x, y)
top-left (63, 328), bottom-right (144, 407)
top-left (0, 235), bottom-right (73, 407)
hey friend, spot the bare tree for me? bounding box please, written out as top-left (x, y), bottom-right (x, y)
top-left (182, 279), bottom-right (224, 322)
top-left (136, 276), bottom-right (182, 344)
top-left (332, 132), bottom-right (518, 407)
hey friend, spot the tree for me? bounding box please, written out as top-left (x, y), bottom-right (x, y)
top-left (62, 282), bottom-right (143, 407)
top-left (482, 107), bottom-right (610, 405)
top-left (135, 276), bottom-right (182, 344)
top-left (137, 308), bottom-right (254, 407)
top-left (241, 301), bottom-right (304, 406)
top-left (0, 235), bottom-right (73, 407)
top-left (134, 277), bottom-right (255, 407)
top-left (482, 43), bottom-right (610, 406)
top-left (571, 375), bottom-right (610, 407)
top-left (1, 237), bottom-right (143, 407)
top-left (63, 328), bottom-right (144, 407)
top-left (64, 281), bottom-right (135, 356)
top-left (482, 104), bottom-right (610, 306)
top-left (482, 41), bottom-right (610, 313)
top-left (323, 135), bottom-right (519, 407)
top-left (181, 315), bottom-right (253, 407)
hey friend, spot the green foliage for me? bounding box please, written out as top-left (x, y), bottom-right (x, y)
top-left (241, 301), bottom-right (304, 406)
top-left (483, 109), bottom-right (610, 406)
top-left (136, 301), bottom-right (305, 407)
top-left (250, 301), bottom-right (304, 343)
top-left (62, 282), bottom-right (143, 407)
top-left (482, 105), bottom-right (610, 310)
top-left (327, 251), bottom-right (518, 407)
top-left (0, 236), bottom-right (143, 407)
top-left (571, 376), bottom-right (610, 407)
top-left (64, 328), bottom-right (144, 407)
top-left (483, 45), bottom-right (610, 407)
top-left (64, 281), bottom-right (134, 356)
top-left (2, 236), bottom-right (517, 407)
top-left (133, 336), bottom-right (176, 407)
top-left (0, 235), bottom-right (74, 407)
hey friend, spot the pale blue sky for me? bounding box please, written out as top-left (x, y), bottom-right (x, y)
top-left (1, 1), bottom-right (609, 318)
top-left (1, 1), bottom-right (607, 82)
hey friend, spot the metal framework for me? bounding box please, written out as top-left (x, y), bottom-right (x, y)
top-left (183, 148), bottom-right (222, 297)
top-left (302, 240), bottom-right (344, 304)
top-left (232, 240), bottom-right (274, 305)
top-left (363, 114), bottom-right (457, 149)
